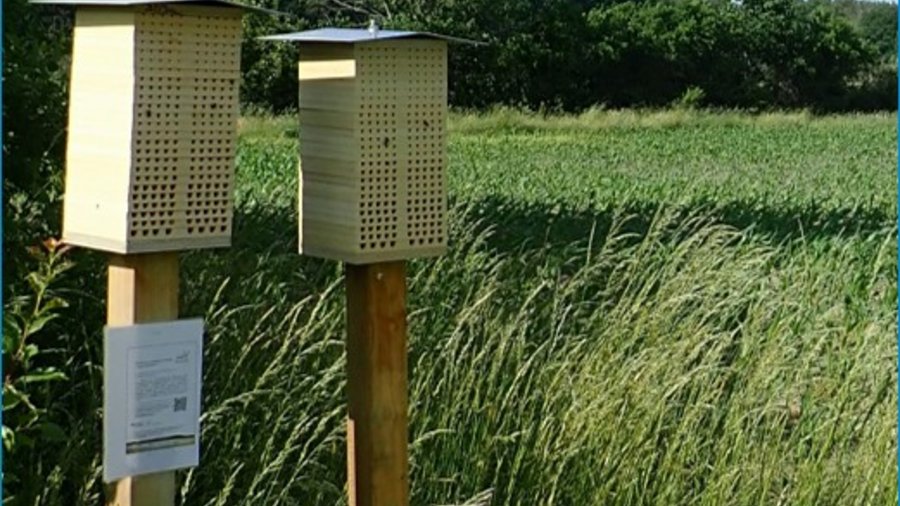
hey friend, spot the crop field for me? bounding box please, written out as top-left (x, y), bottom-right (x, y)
top-left (17, 110), bottom-right (897, 505)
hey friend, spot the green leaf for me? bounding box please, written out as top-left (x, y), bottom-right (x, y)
top-left (24, 312), bottom-right (60, 336)
top-left (2, 425), bottom-right (15, 452)
top-left (23, 343), bottom-right (40, 361)
top-left (3, 385), bottom-right (27, 411)
top-left (40, 296), bottom-right (69, 312)
top-left (25, 272), bottom-right (47, 294)
top-left (3, 317), bottom-right (22, 354)
top-left (22, 368), bottom-right (67, 384)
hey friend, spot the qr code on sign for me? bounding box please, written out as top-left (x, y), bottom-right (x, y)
top-left (173, 396), bottom-right (187, 412)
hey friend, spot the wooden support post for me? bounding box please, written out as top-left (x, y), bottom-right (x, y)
top-left (345, 261), bottom-right (410, 506)
top-left (105, 252), bottom-right (179, 506)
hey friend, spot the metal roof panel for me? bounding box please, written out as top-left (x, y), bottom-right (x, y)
top-left (29, 0), bottom-right (280, 16)
top-left (260, 27), bottom-right (479, 45)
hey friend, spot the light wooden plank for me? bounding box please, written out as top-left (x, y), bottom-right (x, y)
top-left (63, 231), bottom-right (230, 255)
top-left (299, 220), bottom-right (358, 252)
top-left (64, 7), bottom-right (136, 252)
top-left (299, 138), bottom-right (360, 162)
top-left (299, 155), bottom-right (358, 180)
top-left (299, 124), bottom-right (357, 145)
top-left (297, 108), bottom-right (357, 130)
top-left (300, 182), bottom-right (359, 205)
top-left (299, 79), bottom-right (359, 111)
top-left (299, 59), bottom-right (356, 80)
top-left (299, 242), bottom-right (445, 264)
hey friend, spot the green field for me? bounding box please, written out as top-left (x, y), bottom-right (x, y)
top-left (185, 110), bottom-right (897, 505)
top-left (13, 111), bottom-right (898, 505)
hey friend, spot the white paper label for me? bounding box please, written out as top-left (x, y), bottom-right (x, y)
top-left (104, 319), bottom-right (203, 482)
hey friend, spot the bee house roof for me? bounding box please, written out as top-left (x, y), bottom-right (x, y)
top-left (261, 27), bottom-right (478, 45)
top-left (30, 0), bottom-right (280, 15)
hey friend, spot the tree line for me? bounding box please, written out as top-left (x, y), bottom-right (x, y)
top-left (240, 0), bottom-right (898, 112)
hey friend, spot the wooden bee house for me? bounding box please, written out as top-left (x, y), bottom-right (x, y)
top-left (35, 0), bottom-right (264, 254)
top-left (264, 28), bottom-right (472, 264)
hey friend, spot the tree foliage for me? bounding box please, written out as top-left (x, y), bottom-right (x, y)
top-left (3, 0), bottom-right (71, 284)
top-left (826, 0), bottom-right (897, 59)
top-left (243, 0), bottom-right (892, 112)
top-left (858, 2), bottom-right (897, 61)
top-left (3, 0), bottom-right (70, 191)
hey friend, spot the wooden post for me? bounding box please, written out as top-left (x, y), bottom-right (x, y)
top-left (105, 252), bottom-right (179, 506)
top-left (345, 261), bottom-right (409, 506)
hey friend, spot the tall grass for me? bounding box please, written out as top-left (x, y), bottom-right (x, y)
top-left (8, 111), bottom-right (896, 505)
top-left (172, 198), bottom-right (895, 505)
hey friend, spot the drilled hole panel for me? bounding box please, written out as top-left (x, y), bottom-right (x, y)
top-left (357, 45), bottom-right (401, 252)
top-left (403, 44), bottom-right (447, 249)
top-left (356, 42), bottom-right (447, 256)
top-left (130, 7), bottom-right (240, 246)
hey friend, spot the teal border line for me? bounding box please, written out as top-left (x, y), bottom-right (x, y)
top-left (1, 0), bottom-right (5, 499)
